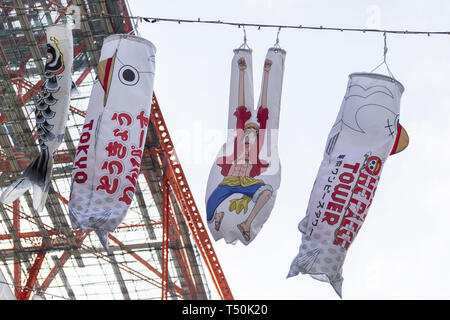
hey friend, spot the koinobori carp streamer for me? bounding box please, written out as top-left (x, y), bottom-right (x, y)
top-left (0, 23), bottom-right (74, 212)
top-left (205, 46), bottom-right (286, 245)
top-left (287, 72), bottom-right (409, 297)
top-left (68, 34), bottom-right (156, 251)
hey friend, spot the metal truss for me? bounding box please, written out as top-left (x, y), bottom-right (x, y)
top-left (0, 0), bottom-right (232, 300)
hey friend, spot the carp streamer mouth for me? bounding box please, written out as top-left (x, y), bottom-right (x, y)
top-left (98, 49), bottom-right (117, 106)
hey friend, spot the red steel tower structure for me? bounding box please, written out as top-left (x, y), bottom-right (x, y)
top-left (0, 0), bottom-right (232, 300)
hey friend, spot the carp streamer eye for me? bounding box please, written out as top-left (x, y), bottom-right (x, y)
top-left (118, 65), bottom-right (139, 86)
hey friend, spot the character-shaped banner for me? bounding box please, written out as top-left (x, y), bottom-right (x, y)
top-left (0, 23), bottom-right (73, 212)
top-left (288, 72), bottom-right (409, 297)
top-left (206, 47), bottom-right (286, 244)
top-left (68, 35), bottom-right (156, 251)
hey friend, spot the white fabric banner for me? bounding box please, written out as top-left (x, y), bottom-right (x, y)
top-left (205, 47), bottom-right (286, 244)
top-left (0, 268), bottom-right (15, 300)
top-left (0, 23), bottom-right (73, 212)
top-left (288, 72), bottom-right (409, 297)
top-left (68, 35), bottom-right (156, 251)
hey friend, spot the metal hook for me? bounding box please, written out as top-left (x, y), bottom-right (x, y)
top-left (273, 26), bottom-right (282, 51)
top-left (135, 16), bottom-right (140, 30)
top-left (383, 32), bottom-right (394, 78)
top-left (275, 27), bottom-right (281, 45)
top-left (243, 26), bottom-right (247, 44)
top-left (237, 25), bottom-right (251, 50)
top-left (370, 31), bottom-right (395, 79)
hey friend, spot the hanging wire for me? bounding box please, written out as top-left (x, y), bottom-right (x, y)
top-left (1, 5), bottom-right (449, 36)
top-left (125, 0), bottom-right (140, 36)
top-left (128, 16), bottom-right (141, 35)
top-left (370, 32), bottom-right (395, 79)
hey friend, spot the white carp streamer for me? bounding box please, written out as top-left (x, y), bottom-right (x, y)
top-left (68, 34), bottom-right (156, 251)
top-left (0, 24), bottom-right (73, 212)
top-left (288, 72), bottom-right (409, 297)
top-left (205, 47), bottom-right (286, 245)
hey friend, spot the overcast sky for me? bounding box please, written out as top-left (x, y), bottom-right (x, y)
top-left (129, 0), bottom-right (450, 299)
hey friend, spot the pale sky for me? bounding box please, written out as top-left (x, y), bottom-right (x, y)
top-left (129, 0), bottom-right (450, 299)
